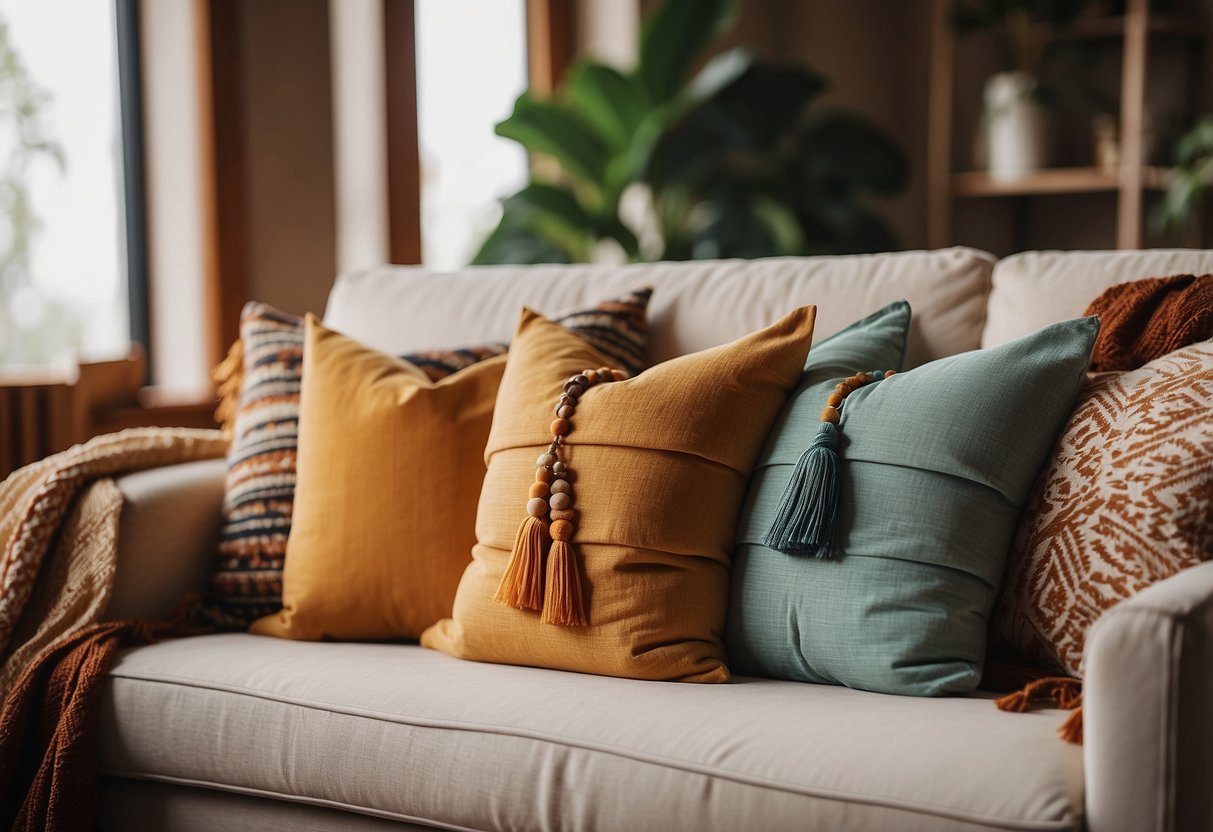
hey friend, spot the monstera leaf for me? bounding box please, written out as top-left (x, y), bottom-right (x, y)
top-left (473, 0), bottom-right (907, 265)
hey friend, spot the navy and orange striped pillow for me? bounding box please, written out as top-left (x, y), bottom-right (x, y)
top-left (207, 290), bottom-right (652, 628)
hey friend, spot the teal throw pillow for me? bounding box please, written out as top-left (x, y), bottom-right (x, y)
top-left (727, 314), bottom-right (1099, 696)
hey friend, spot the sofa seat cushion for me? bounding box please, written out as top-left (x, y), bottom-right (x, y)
top-left (100, 634), bottom-right (1082, 831)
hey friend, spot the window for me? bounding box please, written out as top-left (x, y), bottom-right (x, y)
top-left (414, 0), bottom-right (528, 269)
top-left (0, 0), bottom-right (134, 370)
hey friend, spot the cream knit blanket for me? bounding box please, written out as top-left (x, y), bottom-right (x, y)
top-left (0, 428), bottom-right (227, 692)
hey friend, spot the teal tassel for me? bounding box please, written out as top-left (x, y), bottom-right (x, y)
top-left (763, 421), bottom-right (840, 558)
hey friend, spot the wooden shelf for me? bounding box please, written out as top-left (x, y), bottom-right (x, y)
top-left (952, 166), bottom-right (1172, 197)
top-left (928, 0), bottom-right (1208, 251)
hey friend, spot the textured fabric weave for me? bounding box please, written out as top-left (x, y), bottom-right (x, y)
top-left (994, 341), bottom-right (1213, 676)
top-left (1, 612), bottom-right (204, 831)
top-left (250, 317), bottom-right (506, 641)
top-left (727, 301), bottom-right (911, 677)
top-left (423, 305), bottom-right (816, 682)
top-left (1083, 273), bottom-right (1213, 371)
top-left (211, 290), bottom-right (652, 628)
top-left (729, 317), bottom-right (1099, 695)
top-left (100, 634), bottom-right (1085, 832)
top-left (0, 429), bottom-right (226, 692)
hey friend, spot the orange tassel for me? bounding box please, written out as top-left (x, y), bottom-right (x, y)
top-left (994, 676), bottom-right (1082, 712)
top-left (995, 676), bottom-right (1084, 745)
top-left (540, 540), bottom-right (586, 626)
top-left (1058, 706), bottom-right (1083, 745)
top-left (212, 338), bottom-right (245, 438)
top-left (494, 516), bottom-right (549, 611)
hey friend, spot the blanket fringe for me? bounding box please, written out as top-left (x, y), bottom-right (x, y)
top-left (995, 676), bottom-right (1083, 745)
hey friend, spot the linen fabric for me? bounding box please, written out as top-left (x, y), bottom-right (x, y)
top-left (1083, 273), bottom-right (1213, 371)
top-left (250, 317), bottom-right (505, 641)
top-left (325, 248), bottom-right (993, 370)
top-left (982, 249), bottom-right (1213, 349)
top-left (994, 342), bottom-right (1213, 677)
top-left (1082, 560), bottom-right (1213, 832)
top-left (729, 316), bottom-right (1099, 696)
top-left (211, 291), bottom-right (652, 629)
top-left (100, 635), bottom-right (1085, 832)
top-left (422, 305), bottom-right (817, 682)
top-left (727, 300), bottom-right (911, 672)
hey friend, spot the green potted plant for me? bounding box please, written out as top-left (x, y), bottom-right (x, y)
top-left (473, 0), bottom-right (907, 265)
top-left (1153, 116), bottom-right (1213, 239)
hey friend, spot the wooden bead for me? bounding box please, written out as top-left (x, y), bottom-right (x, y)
top-left (550, 491), bottom-right (573, 511)
top-left (611, 369), bottom-right (628, 382)
top-left (551, 418), bottom-right (571, 436)
top-left (583, 369), bottom-right (599, 384)
top-left (536, 451), bottom-right (557, 468)
top-left (826, 392), bottom-right (843, 407)
top-left (821, 406), bottom-right (841, 424)
top-left (529, 482), bottom-right (550, 499)
top-left (884, 370), bottom-right (895, 377)
top-left (835, 383), bottom-right (853, 396)
top-left (596, 367), bottom-right (613, 381)
top-left (571, 373), bottom-right (589, 387)
top-left (549, 519), bottom-right (574, 541)
top-left (557, 404), bottom-right (575, 419)
top-left (552, 461), bottom-right (567, 474)
top-left (526, 497), bottom-right (549, 517)
top-left (550, 508), bottom-right (576, 521)
top-left (550, 479), bottom-right (571, 495)
top-left (564, 381), bottom-right (585, 397)
top-left (535, 467), bottom-right (553, 483)
top-left (559, 394), bottom-right (575, 408)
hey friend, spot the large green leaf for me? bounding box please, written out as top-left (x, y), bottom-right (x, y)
top-left (502, 182), bottom-right (593, 230)
top-left (593, 215), bottom-right (641, 261)
top-left (471, 219), bottom-right (575, 265)
top-left (496, 93), bottom-right (609, 187)
top-left (565, 62), bottom-right (650, 152)
top-left (798, 112), bottom-right (908, 195)
top-left (648, 60), bottom-right (826, 192)
top-left (639, 0), bottom-right (736, 103)
top-left (499, 182), bottom-right (596, 261)
top-left (626, 49), bottom-right (755, 193)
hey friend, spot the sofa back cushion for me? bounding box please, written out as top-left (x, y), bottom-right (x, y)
top-left (983, 249), bottom-right (1213, 348)
top-left (324, 248), bottom-right (993, 369)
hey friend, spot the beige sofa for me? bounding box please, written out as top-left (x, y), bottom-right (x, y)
top-left (97, 248), bottom-right (1213, 832)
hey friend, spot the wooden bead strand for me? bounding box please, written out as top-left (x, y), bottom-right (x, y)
top-left (494, 364), bottom-right (629, 627)
top-left (820, 370), bottom-right (894, 424)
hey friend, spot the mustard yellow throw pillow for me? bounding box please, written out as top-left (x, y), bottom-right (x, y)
top-left (250, 316), bottom-right (507, 641)
top-left (422, 305), bottom-right (816, 682)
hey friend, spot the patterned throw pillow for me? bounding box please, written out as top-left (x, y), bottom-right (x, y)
top-left (994, 342), bottom-right (1213, 677)
top-left (208, 290), bottom-right (652, 628)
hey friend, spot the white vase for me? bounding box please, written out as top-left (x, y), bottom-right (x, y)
top-left (984, 71), bottom-right (1047, 182)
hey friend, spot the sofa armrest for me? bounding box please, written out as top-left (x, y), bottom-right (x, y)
top-left (104, 458), bottom-right (227, 621)
top-left (1084, 561), bottom-right (1213, 832)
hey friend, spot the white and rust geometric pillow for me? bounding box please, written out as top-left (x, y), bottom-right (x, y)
top-left (994, 341), bottom-right (1213, 677)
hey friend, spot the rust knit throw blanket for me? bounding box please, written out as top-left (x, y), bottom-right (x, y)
top-left (0, 428), bottom-right (227, 694)
top-left (0, 612), bottom-right (205, 831)
top-left (1084, 273), bottom-right (1213, 371)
